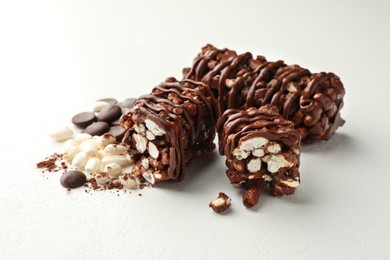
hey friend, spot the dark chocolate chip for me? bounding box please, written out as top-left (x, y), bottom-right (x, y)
top-left (97, 98), bottom-right (117, 106)
top-left (97, 105), bottom-right (122, 123)
top-left (119, 98), bottom-right (137, 108)
top-left (108, 125), bottom-right (126, 142)
top-left (60, 170), bottom-right (87, 189)
top-left (84, 121), bottom-right (110, 136)
top-left (71, 112), bottom-right (96, 128)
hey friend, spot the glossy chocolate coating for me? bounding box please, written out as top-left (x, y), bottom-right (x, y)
top-left (120, 77), bottom-right (216, 182)
top-left (184, 44), bottom-right (345, 143)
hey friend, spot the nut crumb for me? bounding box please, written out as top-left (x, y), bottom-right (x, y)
top-left (242, 185), bottom-right (261, 208)
top-left (209, 192), bottom-right (231, 213)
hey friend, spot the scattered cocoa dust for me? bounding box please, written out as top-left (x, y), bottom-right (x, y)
top-left (84, 177), bottom-right (126, 193)
top-left (36, 153), bottom-right (63, 173)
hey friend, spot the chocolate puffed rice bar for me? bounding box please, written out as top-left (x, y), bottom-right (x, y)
top-left (216, 105), bottom-right (301, 207)
top-left (184, 44), bottom-right (345, 144)
top-left (120, 77), bottom-right (216, 184)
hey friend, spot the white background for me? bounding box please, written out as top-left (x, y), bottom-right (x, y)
top-left (1, 0), bottom-right (390, 259)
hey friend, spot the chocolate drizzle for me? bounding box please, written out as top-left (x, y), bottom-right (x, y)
top-left (184, 44), bottom-right (345, 143)
top-left (120, 78), bottom-right (216, 182)
top-left (217, 105), bottom-right (301, 160)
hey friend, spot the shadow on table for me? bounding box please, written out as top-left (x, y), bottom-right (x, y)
top-left (154, 133), bottom-right (355, 209)
top-left (156, 150), bottom-right (316, 208)
top-left (302, 132), bottom-right (354, 154)
top-left (156, 150), bottom-right (222, 192)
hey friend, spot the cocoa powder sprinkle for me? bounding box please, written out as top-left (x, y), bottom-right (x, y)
top-left (36, 153), bottom-right (63, 173)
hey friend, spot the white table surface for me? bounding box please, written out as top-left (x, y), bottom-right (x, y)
top-left (1, 0), bottom-right (390, 259)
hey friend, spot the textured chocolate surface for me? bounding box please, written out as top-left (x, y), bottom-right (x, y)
top-left (217, 105), bottom-right (301, 204)
top-left (120, 77), bottom-right (216, 182)
top-left (184, 44), bottom-right (345, 143)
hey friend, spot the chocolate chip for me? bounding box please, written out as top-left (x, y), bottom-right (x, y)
top-left (84, 122), bottom-right (110, 136)
top-left (119, 98), bottom-right (137, 108)
top-left (97, 98), bottom-right (117, 106)
top-left (71, 112), bottom-right (96, 128)
top-left (108, 125), bottom-right (126, 142)
top-left (97, 105), bottom-right (122, 123)
top-left (60, 170), bottom-right (87, 189)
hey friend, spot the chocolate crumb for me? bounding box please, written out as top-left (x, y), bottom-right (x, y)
top-left (107, 181), bottom-right (123, 190)
top-left (87, 178), bottom-right (100, 190)
top-left (60, 161), bottom-right (68, 170)
top-left (209, 192), bottom-right (231, 213)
